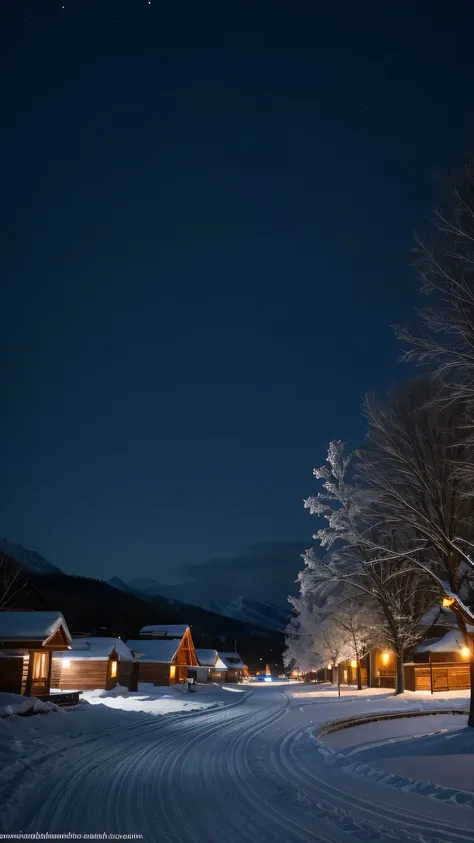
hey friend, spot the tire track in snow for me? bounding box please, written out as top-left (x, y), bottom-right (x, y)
top-left (3, 695), bottom-right (251, 835)
top-left (4, 689), bottom-right (474, 842)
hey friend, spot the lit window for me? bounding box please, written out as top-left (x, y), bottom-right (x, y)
top-left (169, 665), bottom-right (176, 680)
top-left (110, 660), bottom-right (118, 678)
top-left (32, 652), bottom-right (48, 680)
top-left (351, 660), bottom-right (357, 668)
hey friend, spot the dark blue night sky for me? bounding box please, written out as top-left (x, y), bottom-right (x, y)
top-left (2, 0), bottom-right (473, 588)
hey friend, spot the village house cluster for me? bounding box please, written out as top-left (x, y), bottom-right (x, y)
top-left (302, 603), bottom-right (472, 693)
top-left (0, 612), bottom-right (249, 703)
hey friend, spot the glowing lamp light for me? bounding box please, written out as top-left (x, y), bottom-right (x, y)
top-left (351, 660), bottom-right (357, 668)
top-left (327, 663), bottom-right (332, 670)
top-left (381, 651), bottom-right (390, 665)
top-left (461, 646), bottom-right (471, 659)
top-left (442, 596), bottom-right (456, 608)
top-left (62, 659), bottom-right (70, 669)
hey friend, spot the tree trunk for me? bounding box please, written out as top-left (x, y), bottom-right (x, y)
top-left (337, 664), bottom-right (341, 698)
top-left (356, 658), bottom-right (362, 690)
top-left (395, 652), bottom-right (404, 695)
top-left (453, 614), bottom-right (474, 727)
top-left (469, 655), bottom-right (474, 727)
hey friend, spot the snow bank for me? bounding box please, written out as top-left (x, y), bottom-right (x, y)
top-left (79, 681), bottom-right (246, 715)
top-left (290, 682), bottom-right (470, 707)
top-left (0, 693), bottom-right (62, 718)
top-left (314, 702), bottom-right (474, 806)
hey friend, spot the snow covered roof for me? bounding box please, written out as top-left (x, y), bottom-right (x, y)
top-left (195, 649), bottom-right (227, 669)
top-left (416, 629), bottom-right (466, 654)
top-left (219, 652), bottom-right (246, 670)
top-left (420, 604), bottom-right (458, 629)
top-left (0, 611), bottom-right (71, 646)
top-left (139, 624), bottom-right (189, 638)
top-left (127, 638), bottom-right (179, 663)
top-left (54, 637), bottom-right (133, 662)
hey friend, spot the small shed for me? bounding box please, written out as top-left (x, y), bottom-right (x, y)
top-left (51, 637), bottom-right (134, 691)
top-left (0, 611), bottom-right (71, 697)
top-left (195, 649), bottom-right (227, 682)
top-left (218, 652), bottom-right (247, 683)
top-left (414, 629), bottom-right (468, 662)
top-left (405, 629), bottom-right (471, 692)
top-left (128, 625), bottom-right (198, 685)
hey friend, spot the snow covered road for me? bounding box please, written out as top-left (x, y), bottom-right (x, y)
top-left (2, 685), bottom-right (474, 842)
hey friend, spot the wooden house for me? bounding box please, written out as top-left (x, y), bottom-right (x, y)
top-left (127, 625), bottom-right (198, 685)
top-left (51, 637), bottom-right (134, 691)
top-left (404, 629), bottom-right (470, 692)
top-left (218, 652), bottom-right (247, 682)
top-left (195, 649), bottom-right (227, 682)
top-left (0, 611), bottom-right (71, 697)
top-left (365, 648), bottom-right (396, 688)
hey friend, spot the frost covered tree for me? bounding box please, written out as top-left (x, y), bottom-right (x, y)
top-left (361, 382), bottom-right (474, 598)
top-left (302, 439), bottom-right (438, 693)
top-left (359, 381), bottom-right (474, 719)
top-left (396, 157), bottom-right (474, 411)
top-left (285, 585), bottom-right (380, 690)
top-left (284, 593), bottom-right (324, 674)
top-left (325, 597), bottom-right (380, 690)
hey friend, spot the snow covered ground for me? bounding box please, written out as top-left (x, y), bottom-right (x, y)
top-left (322, 712), bottom-right (474, 793)
top-left (1, 682), bottom-right (473, 841)
top-left (80, 681), bottom-right (246, 715)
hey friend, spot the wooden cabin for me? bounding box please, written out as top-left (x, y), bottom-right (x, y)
top-left (0, 611), bottom-right (71, 697)
top-left (195, 649), bottom-right (227, 682)
top-left (51, 637), bottom-right (134, 691)
top-left (367, 648), bottom-right (397, 688)
top-left (218, 652), bottom-right (247, 682)
top-left (127, 625), bottom-right (198, 685)
top-left (338, 654), bottom-right (369, 687)
top-left (404, 629), bottom-right (470, 692)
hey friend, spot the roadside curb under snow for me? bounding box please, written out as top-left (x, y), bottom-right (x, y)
top-left (315, 707), bottom-right (468, 738)
top-left (312, 708), bottom-right (474, 809)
